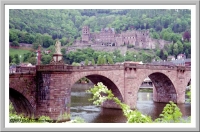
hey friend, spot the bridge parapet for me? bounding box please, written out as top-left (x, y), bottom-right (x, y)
top-left (36, 64), bottom-right (124, 72)
top-left (124, 63), bottom-right (191, 71)
top-left (12, 63), bottom-right (190, 74)
top-left (15, 66), bottom-right (36, 73)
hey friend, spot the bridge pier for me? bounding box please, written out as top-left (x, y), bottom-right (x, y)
top-left (124, 69), bottom-right (138, 109)
top-left (36, 72), bottom-right (71, 122)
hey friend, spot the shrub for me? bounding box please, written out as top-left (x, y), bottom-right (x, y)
top-left (154, 101), bottom-right (182, 123)
top-left (86, 82), bottom-right (152, 123)
top-left (86, 82), bottom-right (189, 123)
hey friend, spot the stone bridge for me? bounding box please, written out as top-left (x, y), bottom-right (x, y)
top-left (9, 63), bottom-right (191, 122)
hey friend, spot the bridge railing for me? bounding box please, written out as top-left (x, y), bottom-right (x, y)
top-left (124, 63), bottom-right (191, 71)
top-left (15, 66), bottom-right (36, 73)
top-left (36, 64), bottom-right (125, 71)
top-left (13, 63), bottom-right (190, 73)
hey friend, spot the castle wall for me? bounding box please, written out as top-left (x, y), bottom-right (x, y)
top-left (79, 26), bottom-right (171, 50)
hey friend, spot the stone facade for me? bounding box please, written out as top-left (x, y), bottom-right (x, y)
top-left (9, 73), bottom-right (37, 117)
top-left (9, 64), bottom-right (191, 121)
top-left (79, 26), bottom-right (172, 49)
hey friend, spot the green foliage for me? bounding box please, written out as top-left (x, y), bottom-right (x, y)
top-left (97, 55), bottom-right (105, 65)
top-left (85, 59), bottom-right (89, 66)
top-left (77, 77), bottom-right (90, 83)
top-left (9, 102), bottom-right (84, 123)
top-left (32, 42), bottom-right (40, 50)
top-left (38, 115), bottom-right (53, 123)
top-left (14, 54), bottom-right (20, 64)
top-left (9, 102), bottom-right (53, 123)
top-left (9, 48), bottom-right (31, 56)
top-left (186, 85), bottom-right (191, 102)
top-left (28, 57), bottom-right (37, 65)
top-left (86, 82), bottom-right (152, 123)
top-left (61, 48), bottom-right (66, 55)
top-left (57, 112), bottom-right (70, 122)
top-left (87, 82), bottom-right (189, 123)
top-left (154, 101), bottom-right (182, 123)
top-left (11, 41), bottom-right (20, 47)
top-left (91, 58), bottom-right (95, 65)
top-left (41, 54), bottom-right (52, 64)
top-left (9, 9), bottom-right (190, 52)
top-left (107, 55), bottom-right (114, 64)
top-left (70, 117), bottom-right (85, 123)
top-left (72, 62), bottom-right (81, 66)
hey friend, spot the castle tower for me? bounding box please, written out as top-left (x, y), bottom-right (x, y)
top-left (82, 26), bottom-right (90, 43)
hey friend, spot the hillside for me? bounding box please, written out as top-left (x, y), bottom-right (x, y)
top-left (9, 9), bottom-right (191, 65)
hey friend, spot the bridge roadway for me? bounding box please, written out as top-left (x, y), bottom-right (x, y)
top-left (9, 63), bottom-right (191, 122)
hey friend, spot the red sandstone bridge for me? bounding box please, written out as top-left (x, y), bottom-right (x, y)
top-left (9, 63), bottom-right (191, 122)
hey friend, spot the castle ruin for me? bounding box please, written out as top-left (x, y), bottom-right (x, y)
top-left (68, 26), bottom-right (172, 54)
top-left (81, 26), bottom-right (172, 48)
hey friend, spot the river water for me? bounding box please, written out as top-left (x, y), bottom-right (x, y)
top-left (70, 84), bottom-right (191, 123)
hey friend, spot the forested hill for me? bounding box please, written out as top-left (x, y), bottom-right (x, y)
top-left (9, 9), bottom-right (191, 56)
top-left (9, 9), bottom-right (191, 65)
top-left (9, 9), bottom-right (191, 43)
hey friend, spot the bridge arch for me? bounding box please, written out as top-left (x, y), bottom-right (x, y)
top-left (70, 72), bottom-right (124, 109)
top-left (9, 88), bottom-right (34, 117)
top-left (136, 72), bottom-right (177, 103)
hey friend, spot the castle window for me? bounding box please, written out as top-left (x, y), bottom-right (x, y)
top-left (143, 34), bottom-right (144, 35)
top-left (141, 40), bottom-right (142, 41)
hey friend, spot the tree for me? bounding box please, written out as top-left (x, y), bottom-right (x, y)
top-left (14, 54), bottom-right (20, 64)
top-left (107, 55), bottom-right (114, 64)
top-left (9, 31), bottom-right (19, 42)
top-left (183, 31), bottom-right (191, 42)
top-left (177, 40), bottom-right (183, 54)
top-left (9, 55), bottom-right (14, 64)
top-left (61, 48), bottom-right (66, 55)
top-left (32, 42), bottom-right (40, 50)
top-left (42, 34), bottom-right (54, 48)
top-left (11, 41), bottom-right (19, 47)
top-left (28, 57), bottom-right (37, 65)
top-left (41, 55), bottom-right (52, 64)
top-left (173, 43), bottom-right (179, 57)
top-left (91, 58), bottom-right (95, 65)
top-left (85, 59), bottom-right (89, 66)
top-left (72, 62), bottom-right (81, 66)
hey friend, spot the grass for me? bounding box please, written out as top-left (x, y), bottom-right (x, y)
top-left (9, 47), bottom-right (32, 56)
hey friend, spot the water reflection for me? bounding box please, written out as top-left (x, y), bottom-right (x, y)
top-left (70, 86), bottom-right (191, 123)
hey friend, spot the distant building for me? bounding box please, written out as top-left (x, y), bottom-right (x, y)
top-left (170, 54), bottom-right (190, 66)
top-left (150, 60), bottom-right (175, 66)
top-left (140, 77), bottom-right (153, 88)
top-left (9, 65), bottom-right (16, 73)
top-left (171, 59), bottom-right (185, 66)
top-left (125, 61), bottom-right (143, 64)
top-left (167, 55), bottom-right (175, 61)
top-left (76, 26), bottom-right (172, 50)
top-left (185, 58), bottom-right (191, 66)
top-left (44, 50), bottom-right (51, 54)
top-left (20, 63), bottom-right (33, 66)
top-left (177, 54), bottom-right (186, 60)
